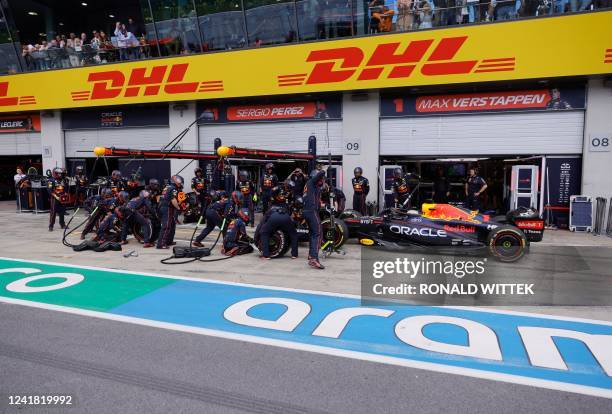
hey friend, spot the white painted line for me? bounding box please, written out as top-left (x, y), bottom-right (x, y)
top-left (1, 296), bottom-right (611, 399)
top-left (1, 256), bottom-right (611, 326)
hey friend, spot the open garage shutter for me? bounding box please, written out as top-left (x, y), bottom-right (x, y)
top-left (0, 132), bottom-right (40, 156)
top-left (380, 111), bottom-right (584, 156)
top-left (198, 121), bottom-right (343, 155)
top-left (64, 127), bottom-right (170, 158)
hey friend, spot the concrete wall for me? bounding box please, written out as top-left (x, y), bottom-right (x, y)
top-left (40, 110), bottom-right (64, 173)
top-left (341, 91), bottom-right (380, 208)
top-left (168, 102), bottom-right (198, 186)
top-left (582, 79), bottom-right (612, 198)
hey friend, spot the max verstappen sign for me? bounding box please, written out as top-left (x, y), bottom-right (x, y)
top-left (0, 12), bottom-right (609, 112)
top-left (381, 87), bottom-right (586, 117)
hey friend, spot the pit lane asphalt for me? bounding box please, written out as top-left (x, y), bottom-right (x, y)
top-left (2, 304), bottom-right (612, 414)
top-left (1, 203), bottom-right (612, 413)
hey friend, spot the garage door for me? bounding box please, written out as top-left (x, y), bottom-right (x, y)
top-left (0, 132), bottom-right (40, 156)
top-left (380, 111), bottom-right (584, 156)
top-left (64, 127), bottom-right (170, 158)
top-left (199, 121), bottom-right (343, 155)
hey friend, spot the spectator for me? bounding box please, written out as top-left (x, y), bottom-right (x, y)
top-left (114, 22), bottom-right (139, 60)
top-left (127, 18), bottom-right (143, 38)
top-left (396, 0), bottom-right (415, 31)
top-left (91, 31), bottom-right (101, 49)
top-left (369, 0), bottom-right (385, 33)
top-left (496, 0), bottom-right (519, 19)
top-left (80, 32), bottom-right (87, 44)
top-left (73, 37), bottom-right (82, 66)
top-left (467, 0), bottom-right (481, 21)
top-left (418, 0), bottom-right (434, 28)
top-left (570, 0), bottom-right (592, 10)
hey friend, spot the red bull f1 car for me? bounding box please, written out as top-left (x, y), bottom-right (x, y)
top-left (342, 204), bottom-right (544, 262)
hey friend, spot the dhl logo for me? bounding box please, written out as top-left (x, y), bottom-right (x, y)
top-left (71, 63), bottom-right (223, 101)
top-left (0, 82), bottom-right (37, 107)
top-left (278, 36), bottom-right (515, 87)
top-left (605, 48), bottom-right (612, 64)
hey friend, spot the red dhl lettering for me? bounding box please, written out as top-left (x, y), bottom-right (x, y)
top-left (0, 82), bottom-right (37, 107)
top-left (71, 63), bottom-right (224, 101)
top-left (278, 36), bottom-right (515, 87)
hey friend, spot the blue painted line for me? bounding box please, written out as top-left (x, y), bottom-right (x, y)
top-left (110, 279), bottom-right (612, 393)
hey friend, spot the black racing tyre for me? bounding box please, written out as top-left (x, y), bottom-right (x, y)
top-left (486, 225), bottom-right (527, 262)
top-left (320, 218), bottom-right (349, 249)
top-left (132, 220), bottom-right (159, 243)
top-left (254, 223), bottom-right (289, 258)
top-left (338, 209), bottom-right (362, 220)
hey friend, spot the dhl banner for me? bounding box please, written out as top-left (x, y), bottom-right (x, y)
top-left (0, 12), bottom-right (610, 113)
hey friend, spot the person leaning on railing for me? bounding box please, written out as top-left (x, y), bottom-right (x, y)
top-left (396, 0), bottom-right (416, 31)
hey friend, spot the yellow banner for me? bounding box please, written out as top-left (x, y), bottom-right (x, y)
top-left (1, 12), bottom-right (611, 112)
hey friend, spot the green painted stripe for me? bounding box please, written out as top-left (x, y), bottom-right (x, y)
top-left (0, 259), bottom-right (175, 312)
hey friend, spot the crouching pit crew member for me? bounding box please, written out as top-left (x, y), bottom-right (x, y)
top-left (81, 188), bottom-right (112, 239)
top-left (352, 167), bottom-right (369, 215)
top-left (48, 167), bottom-right (69, 231)
top-left (192, 191), bottom-right (234, 247)
top-left (303, 169), bottom-right (326, 269)
top-left (260, 163), bottom-right (278, 214)
top-left (119, 189), bottom-right (156, 247)
top-left (191, 167), bottom-right (209, 220)
top-left (96, 191), bottom-right (127, 241)
top-left (323, 180), bottom-right (346, 212)
top-left (258, 186), bottom-right (298, 260)
top-left (222, 208), bottom-right (253, 256)
top-left (236, 170), bottom-right (255, 227)
top-left (156, 175), bottom-right (184, 249)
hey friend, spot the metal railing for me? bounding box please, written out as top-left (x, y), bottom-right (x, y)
top-left (8, 2), bottom-right (610, 75)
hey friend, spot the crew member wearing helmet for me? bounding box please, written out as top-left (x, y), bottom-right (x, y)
top-left (391, 167), bottom-right (419, 209)
top-left (47, 167), bottom-right (69, 231)
top-left (109, 170), bottom-right (127, 194)
top-left (96, 191), bottom-right (127, 241)
top-left (303, 169), bottom-right (326, 269)
top-left (258, 186), bottom-right (298, 260)
top-left (145, 178), bottom-right (161, 209)
top-left (236, 170), bottom-right (255, 227)
top-left (191, 167), bottom-right (209, 220)
top-left (281, 179), bottom-right (296, 205)
top-left (351, 167), bottom-right (370, 215)
top-left (74, 165), bottom-right (89, 207)
top-left (118, 189), bottom-right (156, 247)
top-left (156, 175), bottom-right (184, 249)
top-left (259, 163), bottom-right (278, 214)
top-left (222, 208), bottom-right (253, 256)
top-left (192, 191), bottom-right (232, 247)
top-left (288, 168), bottom-right (306, 198)
top-left (81, 188), bottom-right (113, 239)
top-left (322, 179), bottom-right (346, 212)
